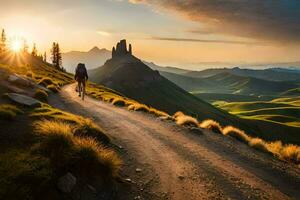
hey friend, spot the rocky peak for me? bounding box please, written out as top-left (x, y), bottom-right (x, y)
top-left (112, 39), bottom-right (133, 58)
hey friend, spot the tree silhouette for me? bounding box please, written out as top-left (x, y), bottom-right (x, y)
top-left (31, 43), bottom-right (37, 56)
top-left (43, 52), bottom-right (47, 62)
top-left (0, 29), bottom-right (7, 53)
top-left (51, 42), bottom-right (62, 70)
top-left (22, 39), bottom-right (29, 53)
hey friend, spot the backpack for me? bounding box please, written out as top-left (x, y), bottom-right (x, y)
top-left (76, 64), bottom-right (86, 79)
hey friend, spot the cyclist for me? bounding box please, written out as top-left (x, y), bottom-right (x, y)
top-left (74, 63), bottom-right (88, 100)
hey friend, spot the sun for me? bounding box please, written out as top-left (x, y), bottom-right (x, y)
top-left (10, 37), bottom-right (23, 53)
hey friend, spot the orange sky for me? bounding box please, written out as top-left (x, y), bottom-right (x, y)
top-left (1, 0), bottom-right (300, 68)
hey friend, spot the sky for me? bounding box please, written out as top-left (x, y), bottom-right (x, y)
top-left (0, 0), bottom-right (300, 69)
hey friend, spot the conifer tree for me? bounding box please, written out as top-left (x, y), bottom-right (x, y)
top-left (43, 52), bottom-right (47, 62)
top-left (22, 39), bottom-right (29, 53)
top-left (31, 43), bottom-right (37, 56)
top-left (0, 29), bottom-right (7, 53)
top-left (51, 42), bottom-right (62, 70)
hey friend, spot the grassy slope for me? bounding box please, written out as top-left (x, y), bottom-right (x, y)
top-left (214, 98), bottom-right (300, 143)
top-left (0, 53), bottom-right (122, 199)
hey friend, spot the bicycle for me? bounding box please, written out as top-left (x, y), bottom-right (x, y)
top-left (77, 79), bottom-right (86, 100)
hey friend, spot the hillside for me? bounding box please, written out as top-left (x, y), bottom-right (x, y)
top-left (144, 61), bottom-right (190, 74)
top-left (62, 46), bottom-right (111, 72)
top-left (161, 71), bottom-right (297, 95)
top-left (184, 67), bottom-right (300, 82)
top-left (89, 40), bottom-right (249, 127)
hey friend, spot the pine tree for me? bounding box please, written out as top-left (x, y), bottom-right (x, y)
top-left (31, 43), bottom-right (37, 56)
top-left (51, 42), bottom-right (62, 70)
top-left (22, 39), bottom-right (29, 53)
top-left (43, 52), bottom-right (47, 62)
top-left (0, 29), bottom-right (7, 53)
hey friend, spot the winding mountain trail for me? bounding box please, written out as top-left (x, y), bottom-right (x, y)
top-left (50, 84), bottom-right (300, 200)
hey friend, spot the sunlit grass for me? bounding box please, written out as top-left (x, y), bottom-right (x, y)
top-left (33, 119), bottom-right (121, 177)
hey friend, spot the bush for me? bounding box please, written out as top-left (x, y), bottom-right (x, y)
top-left (74, 118), bottom-right (110, 145)
top-left (38, 78), bottom-right (54, 87)
top-left (47, 84), bottom-right (59, 93)
top-left (199, 119), bottom-right (223, 134)
top-left (34, 89), bottom-right (48, 102)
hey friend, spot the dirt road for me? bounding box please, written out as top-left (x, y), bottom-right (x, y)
top-left (50, 84), bottom-right (300, 200)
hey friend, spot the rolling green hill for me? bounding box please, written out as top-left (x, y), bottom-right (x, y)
top-left (215, 98), bottom-right (300, 128)
top-left (161, 70), bottom-right (297, 95)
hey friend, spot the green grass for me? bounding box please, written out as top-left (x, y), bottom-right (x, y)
top-left (216, 97), bottom-right (300, 128)
top-left (0, 150), bottom-right (52, 200)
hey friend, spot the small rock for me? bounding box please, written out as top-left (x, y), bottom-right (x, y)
top-left (125, 178), bottom-right (132, 183)
top-left (188, 127), bottom-right (203, 135)
top-left (57, 172), bottom-right (76, 193)
top-left (134, 196), bottom-right (141, 199)
top-left (8, 74), bottom-right (33, 87)
top-left (7, 93), bottom-right (41, 107)
top-left (118, 145), bottom-right (123, 149)
top-left (87, 184), bottom-right (97, 194)
top-left (135, 168), bottom-right (142, 173)
top-left (178, 175), bottom-right (185, 180)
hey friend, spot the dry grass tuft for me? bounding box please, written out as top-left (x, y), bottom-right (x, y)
top-left (149, 108), bottom-right (169, 118)
top-left (173, 112), bottom-right (198, 127)
top-left (33, 120), bottom-right (74, 166)
top-left (222, 126), bottom-right (251, 143)
top-left (34, 89), bottom-right (48, 102)
top-left (0, 104), bottom-right (22, 120)
top-left (111, 98), bottom-right (126, 107)
top-left (33, 119), bottom-right (121, 177)
top-left (279, 144), bottom-right (300, 163)
top-left (74, 118), bottom-right (110, 145)
top-left (38, 77), bottom-right (55, 87)
top-left (199, 119), bottom-right (223, 134)
top-left (73, 137), bottom-right (121, 177)
top-left (47, 84), bottom-right (60, 93)
top-left (128, 104), bottom-right (150, 112)
top-left (248, 138), bottom-right (269, 152)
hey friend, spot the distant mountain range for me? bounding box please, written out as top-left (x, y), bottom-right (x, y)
top-left (62, 46), bottom-right (111, 73)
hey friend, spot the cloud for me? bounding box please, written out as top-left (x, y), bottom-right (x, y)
top-left (150, 36), bottom-right (267, 46)
top-left (131, 0), bottom-right (300, 44)
top-left (97, 31), bottom-right (111, 37)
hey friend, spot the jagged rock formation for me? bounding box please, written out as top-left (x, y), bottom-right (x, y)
top-left (112, 39), bottom-right (133, 58)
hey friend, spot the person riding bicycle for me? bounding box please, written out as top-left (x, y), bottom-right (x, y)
top-left (75, 63), bottom-right (88, 98)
